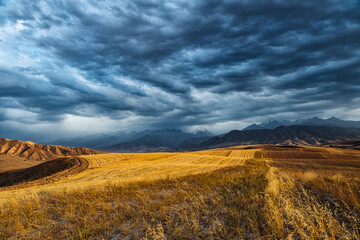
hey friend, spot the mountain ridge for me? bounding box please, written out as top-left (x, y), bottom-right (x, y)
top-left (0, 138), bottom-right (103, 162)
top-left (53, 128), bottom-right (214, 152)
top-left (189, 125), bottom-right (360, 150)
top-left (243, 117), bottom-right (360, 130)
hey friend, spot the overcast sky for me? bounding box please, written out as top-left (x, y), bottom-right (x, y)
top-left (1, 0), bottom-right (360, 141)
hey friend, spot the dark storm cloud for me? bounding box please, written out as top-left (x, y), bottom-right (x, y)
top-left (1, 0), bottom-right (360, 139)
top-left (0, 111), bottom-right (6, 121)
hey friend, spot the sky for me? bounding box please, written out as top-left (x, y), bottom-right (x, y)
top-left (1, 0), bottom-right (360, 142)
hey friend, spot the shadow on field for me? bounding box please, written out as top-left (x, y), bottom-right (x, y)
top-left (0, 157), bottom-right (88, 188)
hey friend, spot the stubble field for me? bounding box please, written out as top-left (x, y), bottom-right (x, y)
top-left (0, 145), bottom-right (359, 239)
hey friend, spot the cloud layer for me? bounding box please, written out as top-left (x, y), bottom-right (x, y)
top-left (1, 0), bottom-right (360, 140)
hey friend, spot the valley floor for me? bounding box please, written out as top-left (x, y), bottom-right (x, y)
top-left (0, 145), bottom-right (360, 239)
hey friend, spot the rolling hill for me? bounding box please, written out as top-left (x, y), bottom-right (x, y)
top-left (0, 138), bottom-right (103, 171)
top-left (326, 140), bottom-right (360, 150)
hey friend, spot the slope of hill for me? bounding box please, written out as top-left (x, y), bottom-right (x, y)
top-left (0, 138), bottom-right (103, 171)
top-left (327, 140), bottom-right (360, 150)
top-left (195, 125), bottom-right (360, 150)
top-left (243, 117), bottom-right (360, 130)
top-left (0, 157), bottom-right (88, 188)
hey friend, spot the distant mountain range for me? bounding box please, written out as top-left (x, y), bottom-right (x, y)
top-left (52, 129), bottom-right (214, 152)
top-left (192, 125), bottom-right (360, 150)
top-left (50, 117), bottom-right (360, 152)
top-left (243, 117), bottom-right (360, 130)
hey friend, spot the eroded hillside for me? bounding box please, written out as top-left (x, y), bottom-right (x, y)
top-left (0, 138), bottom-right (103, 161)
top-left (0, 138), bottom-right (103, 171)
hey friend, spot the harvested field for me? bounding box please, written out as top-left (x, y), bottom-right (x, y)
top-left (266, 145), bottom-right (360, 174)
top-left (0, 145), bottom-right (360, 239)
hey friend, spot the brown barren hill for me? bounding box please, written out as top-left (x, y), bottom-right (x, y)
top-left (0, 138), bottom-right (104, 171)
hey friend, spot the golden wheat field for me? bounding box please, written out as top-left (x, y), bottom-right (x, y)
top-left (0, 145), bottom-right (360, 239)
top-left (0, 147), bottom-right (260, 201)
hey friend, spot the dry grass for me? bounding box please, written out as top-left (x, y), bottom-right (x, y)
top-left (0, 165), bottom-right (269, 239)
top-left (0, 149), bottom-right (255, 201)
top-left (0, 145), bottom-right (360, 239)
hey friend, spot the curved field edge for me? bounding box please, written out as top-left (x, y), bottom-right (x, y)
top-left (0, 157), bottom-right (89, 190)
